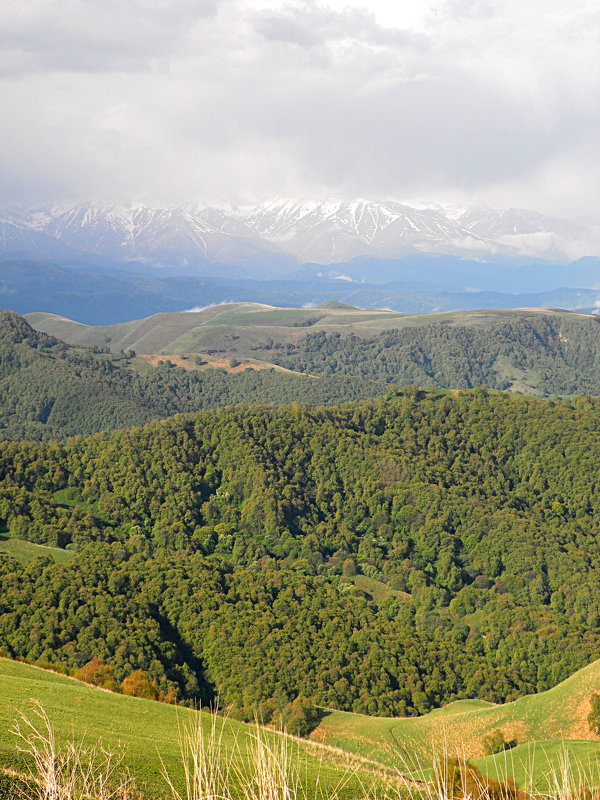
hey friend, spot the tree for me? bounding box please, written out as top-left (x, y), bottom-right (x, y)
top-left (482, 729), bottom-right (517, 755)
top-left (74, 657), bottom-right (116, 690)
top-left (342, 558), bottom-right (357, 577)
top-left (283, 696), bottom-right (320, 737)
top-left (121, 670), bottom-right (159, 700)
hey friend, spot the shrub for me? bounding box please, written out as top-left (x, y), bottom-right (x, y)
top-left (121, 669), bottom-right (159, 700)
top-left (73, 657), bottom-right (117, 690)
top-left (436, 758), bottom-right (525, 800)
top-left (482, 728), bottom-right (518, 755)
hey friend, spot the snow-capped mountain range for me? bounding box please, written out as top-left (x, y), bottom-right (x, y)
top-left (1, 199), bottom-right (599, 272)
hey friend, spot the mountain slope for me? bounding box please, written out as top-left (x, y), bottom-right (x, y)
top-left (1, 393), bottom-right (599, 717)
top-left (311, 659), bottom-right (600, 766)
top-left (26, 304), bottom-right (600, 398)
top-left (3, 199), bottom-right (599, 269)
top-left (241, 199), bottom-right (596, 262)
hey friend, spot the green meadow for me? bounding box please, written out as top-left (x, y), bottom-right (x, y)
top-left (0, 535), bottom-right (72, 566)
top-left (2, 656), bottom-right (599, 796)
top-left (0, 659), bottom-right (380, 799)
top-left (309, 659), bottom-right (600, 786)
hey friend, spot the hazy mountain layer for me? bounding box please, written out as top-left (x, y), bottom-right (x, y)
top-left (3, 258), bottom-right (600, 326)
top-left (2, 199), bottom-right (599, 271)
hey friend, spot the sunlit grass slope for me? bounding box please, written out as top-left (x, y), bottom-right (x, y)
top-left (27, 305), bottom-right (593, 356)
top-left (472, 740), bottom-right (600, 793)
top-left (0, 535), bottom-right (72, 565)
top-left (311, 659), bottom-right (600, 771)
top-left (0, 659), bottom-right (378, 799)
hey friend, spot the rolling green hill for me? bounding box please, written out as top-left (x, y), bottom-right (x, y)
top-left (0, 310), bottom-right (386, 440)
top-left (0, 658), bottom-right (374, 799)
top-left (26, 304), bottom-right (575, 355)
top-left (2, 657), bottom-right (598, 796)
top-left (311, 659), bottom-right (600, 768)
top-left (25, 303), bottom-right (385, 359)
top-left (27, 304), bottom-right (600, 398)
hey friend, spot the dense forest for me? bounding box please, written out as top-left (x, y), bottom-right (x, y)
top-left (1, 391), bottom-right (599, 717)
top-left (264, 314), bottom-right (600, 396)
top-left (0, 311), bottom-right (386, 440)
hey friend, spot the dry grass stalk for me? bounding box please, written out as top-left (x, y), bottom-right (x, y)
top-left (11, 700), bottom-right (132, 800)
top-left (160, 710), bottom-right (230, 800)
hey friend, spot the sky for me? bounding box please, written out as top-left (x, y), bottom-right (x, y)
top-left (1, 0), bottom-right (600, 216)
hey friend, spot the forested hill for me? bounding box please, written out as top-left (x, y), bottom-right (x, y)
top-left (1, 392), bottom-right (599, 717)
top-left (0, 310), bottom-right (159, 439)
top-left (28, 304), bottom-right (600, 399)
top-left (0, 310), bottom-right (386, 440)
top-left (262, 311), bottom-right (600, 396)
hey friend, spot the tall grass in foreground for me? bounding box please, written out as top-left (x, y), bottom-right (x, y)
top-left (6, 704), bottom-right (600, 800)
top-left (160, 715), bottom-right (352, 800)
top-left (9, 701), bottom-right (133, 800)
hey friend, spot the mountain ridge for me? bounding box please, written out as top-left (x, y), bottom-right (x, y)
top-left (3, 199), bottom-right (599, 271)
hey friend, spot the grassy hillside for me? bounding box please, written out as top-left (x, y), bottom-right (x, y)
top-left (0, 310), bottom-right (387, 440)
top-left (27, 305), bottom-right (584, 355)
top-left (27, 304), bottom-right (600, 398)
top-left (311, 659), bottom-right (600, 768)
top-left (0, 659), bottom-right (375, 799)
top-left (2, 658), bottom-right (598, 796)
top-left (24, 304), bottom-right (369, 359)
top-left (472, 741), bottom-right (600, 793)
top-left (0, 535), bottom-right (72, 565)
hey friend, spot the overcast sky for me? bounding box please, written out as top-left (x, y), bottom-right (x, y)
top-left (2, 0), bottom-right (599, 215)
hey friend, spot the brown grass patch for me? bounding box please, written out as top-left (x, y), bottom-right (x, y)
top-left (138, 354), bottom-right (283, 373)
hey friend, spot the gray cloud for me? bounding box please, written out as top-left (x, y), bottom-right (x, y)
top-left (1, 0), bottom-right (216, 75)
top-left (1, 0), bottom-right (599, 217)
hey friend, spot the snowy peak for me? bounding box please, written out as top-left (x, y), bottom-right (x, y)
top-left (2, 204), bottom-right (283, 268)
top-left (1, 200), bottom-right (599, 269)
top-left (241, 199), bottom-right (600, 262)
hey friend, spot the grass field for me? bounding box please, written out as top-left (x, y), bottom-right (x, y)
top-left (134, 353), bottom-right (304, 375)
top-left (310, 659), bottom-right (600, 783)
top-left (27, 304), bottom-right (595, 359)
top-left (472, 740), bottom-right (600, 793)
top-left (0, 659), bottom-right (382, 799)
top-left (346, 574), bottom-right (411, 604)
top-left (0, 535), bottom-right (72, 565)
top-left (2, 658), bottom-right (599, 796)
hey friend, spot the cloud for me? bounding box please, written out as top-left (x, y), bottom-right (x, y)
top-left (182, 302), bottom-right (226, 312)
top-left (1, 0), bottom-right (599, 218)
top-left (333, 273), bottom-right (354, 281)
top-left (1, 0), bottom-right (216, 76)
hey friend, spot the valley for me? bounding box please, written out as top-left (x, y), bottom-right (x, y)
top-left (4, 4), bottom-right (600, 799)
top-left (1, 657), bottom-right (598, 797)
top-left (1, 307), bottom-right (600, 800)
